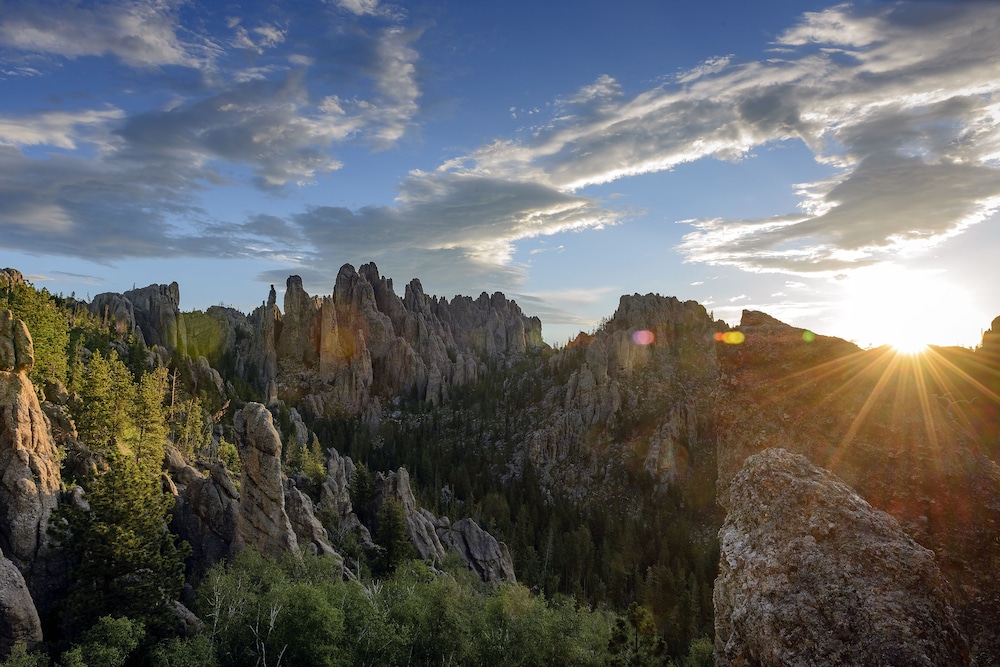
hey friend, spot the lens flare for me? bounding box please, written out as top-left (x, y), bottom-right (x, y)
top-left (632, 329), bottom-right (655, 345)
top-left (715, 331), bottom-right (745, 345)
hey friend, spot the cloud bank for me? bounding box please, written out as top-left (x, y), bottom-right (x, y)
top-left (0, 1), bottom-right (998, 299)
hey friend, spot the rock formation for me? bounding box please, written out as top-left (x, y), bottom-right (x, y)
top-left (517, 293), bottom-right (719, 497)
top-left (0, 312), bottom-right (60, 598)
top-left (0, 550), bottom-right (42, 658)
top-left (124, 282), bottom-right (186, 353)
top-left (165, 448), bottom-right (240, 578)
top-left (319, 447), bottom-right (373, 548)
top-left (714, 448), bottom-right (969, 666)
top-left (0, 269), bottom-right (25, 291)
top-left (284, 482), bottom-right (338, 558)
top-left (437, 518), bottom-right (517, 584)
top-left (233, 403), bottom-right (299, 560)
top-left (374, 466), bottom-right (516, 583)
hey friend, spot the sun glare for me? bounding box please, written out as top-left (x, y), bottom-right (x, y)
top-left (891, 338), bottom-right (929, 355)
top-left (835, 265), bottom-right (978, 350)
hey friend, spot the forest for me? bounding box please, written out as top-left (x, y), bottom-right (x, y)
top-left (0, 278), bottom-right (716, 666)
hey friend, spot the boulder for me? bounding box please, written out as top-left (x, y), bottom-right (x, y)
top-left (714, 448), bottom-right (969, 666)
top-left (233, 403), bottom-right (298, 560)
top-left (0, 549), bottom-right (41, 658)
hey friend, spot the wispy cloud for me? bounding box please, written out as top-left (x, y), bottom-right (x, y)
top-left (0, 1), bottom-right (218, 68)
top-left (1, 0), bottom-right (998, 310)
top-left (0, 0), bottom-right (424, 260)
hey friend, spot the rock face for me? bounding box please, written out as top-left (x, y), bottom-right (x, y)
top-left (124, 282), bottom-right (186, 352)
top-left (165, 448), bottom-right (240, 578)
top-left (517, 293), bottom-right (719, 497)
top-left (437, 518), bottom-right (517, 584)
top-left (273, 263), bottom-right (544, 419)
top-left (714, 448), bottom-right (969, 666)
top-left (233, 403), bottom-right (299, 560)
top-left (375, 467), bottom-right (516, 583)
top-left (0, 313), bottom-right (60, 595)
top-left (88, 292), bottom-right (141, 341)
top-left (0, 549), bottom-right (41, 658)
top-left (319, 447), bottom-right (373, 548)
top-left (0, 269), bottom-right (25, 291)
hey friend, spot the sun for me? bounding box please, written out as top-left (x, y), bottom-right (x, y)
top-left (833, 264), bottom-right (977, 351)
top-left (890, 338), bottom-right (929, 355)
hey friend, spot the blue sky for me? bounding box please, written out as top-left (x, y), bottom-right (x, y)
top-left (1, 0), bottom-right (999, 348)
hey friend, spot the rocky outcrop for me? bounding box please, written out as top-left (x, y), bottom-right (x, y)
top-left (375, 467), bottom-right (515, 582)
top-left (270, 263), bottom-right (544, 419)
top-left (284, 482), bottom-right (339, 560)
top-left (124, 282), bottom-right (186, 352)
top-left (518, 293), bottom-right (719, 496)
top-left (437, 518), bottom-right (516, 584)
top-left (88, 292), bottom-right (142, 341)
top-left (165, 448), bottom-right (240, 578)
top-left (0, 269), bottom-right (25, 291)
top-left (233, 403), bottom-right (298, 560)
top-left (0, 313), bottom-right (60, 595)
top-left (0, 549), bottom-right (41, 658)
top-left (319, 447), bottom-right (373, 548)
top-left (714, 448), bottom-right (969, 666)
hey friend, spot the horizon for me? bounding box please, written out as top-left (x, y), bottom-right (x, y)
top-left (7, 262), bottom-right (994, 352)
top-left (1, 1), bottom-right (998, 350)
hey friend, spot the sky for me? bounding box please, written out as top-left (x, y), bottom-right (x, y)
top-left (1, 0), bottom-right (999, 349)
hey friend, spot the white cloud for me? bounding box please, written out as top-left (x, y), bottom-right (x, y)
top-left (0, 1), bottom-right (218, 68)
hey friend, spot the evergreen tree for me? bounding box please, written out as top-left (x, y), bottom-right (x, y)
top-left (373, 498), bottom-right (412, 576)
top-left (53, 449), bottom-right (188, 639)
top-left (72, 350), bottom-right (134, 451)
top-left (129, 367), bottom-right (168, 472)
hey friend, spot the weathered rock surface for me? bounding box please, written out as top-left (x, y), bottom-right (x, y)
top-left (714, 448), bottom-right (969, 666)
top-left (285, 482), bottom-right (339, 561)
top-left (319, 447), bottom-right (373, 548)
top-left (272, 263), bottom-right (544, 419)
top-left (0, 549), bottom-right (41, 658)
top-left (0, 269), bottom-right (25, 291)
top-left (518, 293), bottom-right (719, 497)
top-left (88, 292), bottom-right (142, 341)
top-left (233, 403), bottom-right (298, 560)
top-left (124, 282), bottom-right (186, 352)
top-left (0, 314), bottom-right (60, 594)
top-left (436, 517), bottom-right (516, 584)
top-left (375, 467), bottom-right (515, 582)
top-left (165, 449), bottom-right (240, 577)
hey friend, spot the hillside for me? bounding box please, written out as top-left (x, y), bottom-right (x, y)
top-left (1, 264), bottom-right (998, 666)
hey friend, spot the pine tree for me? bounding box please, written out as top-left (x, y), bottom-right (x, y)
top-left (129, 367), bottom-right (169, 472)
top-left (72, 350), bottom-right (134, 451)
top-left (53, 449), bottom-right (188, 639)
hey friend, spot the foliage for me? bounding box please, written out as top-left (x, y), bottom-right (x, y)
top-left (52, 448), bottom-right (188, 639)
top-left (0, 283), bottom-right (70, 389)
top-left (71, 350), bottom-right (134, 451)
top-left (57, 616), bottom-right (144, 667)
top-left (148, 635), bottom-right (218, 667)
top-left (196, 548), bottom-right (614, 667)
top-left (373, 498), bottom-right (412, 576)
top-left (0, 643), bottom-right (49, 667)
